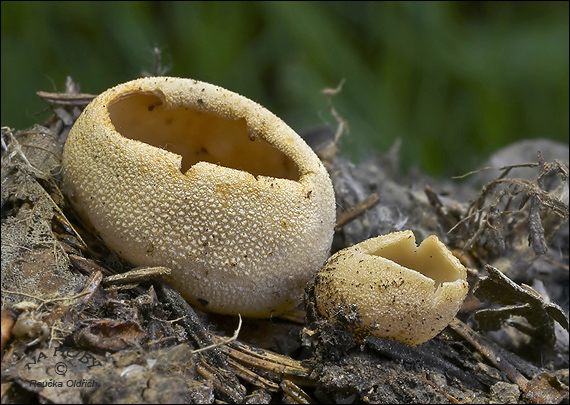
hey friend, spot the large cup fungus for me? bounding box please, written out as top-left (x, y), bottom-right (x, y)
top-left (62, 77), bottom-right (336, 318)
top-left (313, 231), bottom-right (469, 345)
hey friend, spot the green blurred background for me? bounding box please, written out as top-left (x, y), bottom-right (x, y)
top-left (2, 1), bottom-right (568, 177)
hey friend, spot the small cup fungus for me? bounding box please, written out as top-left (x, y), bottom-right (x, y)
top-left (62, 77), bottom-right (336, 318)
top-left (313, 230), bottom-right (469, 346)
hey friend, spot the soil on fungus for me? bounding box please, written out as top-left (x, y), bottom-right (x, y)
top-left (1, 75), bottom-right (568, 404)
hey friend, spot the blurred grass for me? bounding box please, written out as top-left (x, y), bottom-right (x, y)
top-left (2, 1), bottom-right (568, 177)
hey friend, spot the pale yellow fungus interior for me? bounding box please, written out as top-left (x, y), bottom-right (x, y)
top-left (108, 92), bottom-right (300, 180)
top-left (367, 236), bottom-right (460, 286)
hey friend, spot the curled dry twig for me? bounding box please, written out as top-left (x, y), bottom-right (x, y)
top-left (449, 154), bottom-right (568, 257)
